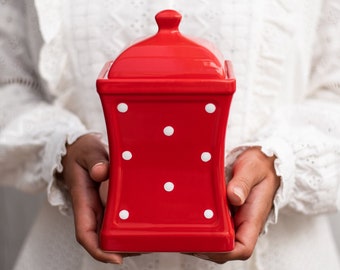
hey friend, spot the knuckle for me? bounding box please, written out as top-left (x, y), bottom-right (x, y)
top-left (215, 258), bottom-right (229, 264)
top-left (75, 231), bottom-right (84, 245)
top-left (91, 250), bottom-right (104, 262)
top-left (213, 255), bottom-right (229, 264)
top-left (195, 254), bottom-right (228, 264)
top-left (236, 177), bottom-right (251, 195)
top-left (239, 247), bottom-right (253, 260)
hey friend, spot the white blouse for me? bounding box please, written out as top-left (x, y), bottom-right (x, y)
top-left (1, 0), bottom-right (340, 269)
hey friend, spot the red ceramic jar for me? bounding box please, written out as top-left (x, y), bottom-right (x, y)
top-left (97, 9), bottom-right (235, 253)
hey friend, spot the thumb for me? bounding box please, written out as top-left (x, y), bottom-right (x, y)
top-left (227, 176), bottom-right (249, 206)
top-left (89, 161), bottom-right (109, 182)
top-left (226, 147), bottom-right (276, 207)
top-left (72, 134), bottom-right (109, 182)
top-left (226, 148), bottom-right (263, 206)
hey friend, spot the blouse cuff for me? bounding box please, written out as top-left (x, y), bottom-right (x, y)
top-left (44, 129), bottom-right (90, 216)
top-left (225, 137), bottom-right (295, 233)
top-left (257, 137), bottom-right (295, 233)
top-left (45, 130), bottom-right (108, 215)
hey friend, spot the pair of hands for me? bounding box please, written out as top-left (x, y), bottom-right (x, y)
top-left (61, 134), bottom-right (280, 265)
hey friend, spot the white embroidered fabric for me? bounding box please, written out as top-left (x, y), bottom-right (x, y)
top-left (1, 0), bottom-right (340, 269)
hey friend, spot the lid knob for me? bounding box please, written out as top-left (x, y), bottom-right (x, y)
top-left (106, 9), bottom-right (228, 79)
top-left (155, 10), bottom-right (182, 33)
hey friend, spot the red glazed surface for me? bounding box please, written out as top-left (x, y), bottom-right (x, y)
top-left (97, 9), bottom-right (235, 252)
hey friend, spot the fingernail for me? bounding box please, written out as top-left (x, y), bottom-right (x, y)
top-left (92, 162), bottom-right (106, 169)
top-left (109, 257), bottom-right (123, 265)
top-left (233, 186), bottom-right (245, 204)
top-left (93, 161), bottom-right (105, 167)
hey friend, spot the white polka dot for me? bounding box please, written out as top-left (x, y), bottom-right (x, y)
top-left (163, 126), bottom-right (174, 136)
top-left (119, 210), bottom-right (129, 220)
top-left (122, 151), bottom-right (132, 160)
top-left (164, 182), bottom-right (175, 192)
top-left (204, 209), bottom-right (214, 219)
top-left (205, 103), bottom-right (216, 113)
top-left (201, 152), bottom-right (211, 162)
top-left (117, 103), bottom-right (128, 113)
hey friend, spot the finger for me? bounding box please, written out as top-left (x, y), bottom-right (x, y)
top-left (227, 167), bottom-right (259, 206)
top-left (196, 221), bottom-right (258, 263)
top-left (99, 180), bottom-right (109, 206)
top-left (194, 202), bottom-right (260, 263)
top-left (90, 161), bottom-right (110, 182)
top-left (230, 170), bottom-right (278, 255)
top-left (227, 148), bottom-right (274, 206)
top-left (77, 222), bottom-right (123, 264)
top-left (72, 134), bottom-right (109, 182)
top-left (77, 228), bottom-right (123, 264)
top-left (227, 181), bottom-right (275, 259)
top-left (70, 166), bottom-right (122, 264)
top-left (194, 168), bottom-right (279, 264)
top-left (192, 220), bottom-right (259, 264)
top-left (193, 181), bottom-right (272, 263)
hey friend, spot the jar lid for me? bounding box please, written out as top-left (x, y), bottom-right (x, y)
top-left (108, 10), bottom-right (227, 79)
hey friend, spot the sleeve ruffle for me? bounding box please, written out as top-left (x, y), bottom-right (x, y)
top-left (225, 137), bottom-right (295, 234)
top-left (44, 124), bottom-right (90, 216)
top-left (0, 104), bottom-right (89, 215)
top-left (226, 119), bottom-right (340, 233)
top-left (230, 102), bottom-right (340, 233)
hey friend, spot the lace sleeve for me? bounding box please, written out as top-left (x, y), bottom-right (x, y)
top-left (0, 0), bottom-right (88, 214)
top-left (253, 0), bottom-right (340, 222)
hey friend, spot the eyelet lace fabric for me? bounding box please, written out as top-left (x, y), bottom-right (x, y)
top-left (1, 0), bottom-right (340, 269)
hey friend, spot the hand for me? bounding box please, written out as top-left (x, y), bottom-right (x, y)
top-left (60, 133), bottom-right (123, 264)
top-left (193, 147), bottom-right (280, 264)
